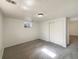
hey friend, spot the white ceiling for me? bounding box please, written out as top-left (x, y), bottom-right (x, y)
top-left (0, 0), bottom-right (78, 21)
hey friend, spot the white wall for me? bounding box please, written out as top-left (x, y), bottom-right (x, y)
top-left (39, 20), bottom-right (50, 41)
top-left (3, 17), bottom-right (77, 48)
top-left (0, 10), bottom-right (4, 59)
top-left (3, 17), bottom-right (39, 48)
top-left (69, 18), bottom-right (78, 36)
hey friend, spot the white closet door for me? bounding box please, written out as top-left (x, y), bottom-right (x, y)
top-left (50, 18), bottom-right (67, 47)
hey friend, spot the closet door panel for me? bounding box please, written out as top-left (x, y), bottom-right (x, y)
top-left (50, 22), bottom-right (55, 43)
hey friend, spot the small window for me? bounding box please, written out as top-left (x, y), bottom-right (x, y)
top-left (24, 21), bottom-right (32, 28)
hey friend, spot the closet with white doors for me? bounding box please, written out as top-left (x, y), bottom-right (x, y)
top-left (40, 18), bottom-right (69, 48)
top-left (49, 18), bottom-right (68, 47)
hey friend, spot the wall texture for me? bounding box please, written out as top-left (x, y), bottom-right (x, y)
top-left (0, 10), bottom-right (4, 59)
top-left (69, 20), bottom-right (78, 36)
top-left (3, 17), bottom-right (39, 48)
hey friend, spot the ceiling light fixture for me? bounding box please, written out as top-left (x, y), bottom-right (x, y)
top-left (6, 0), bottom-right (16, 4)
top-left (7, 0), bottom-right (34, 10)
top-left (38, 13), bottom-right (44, 17)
